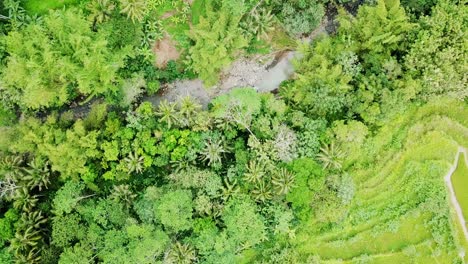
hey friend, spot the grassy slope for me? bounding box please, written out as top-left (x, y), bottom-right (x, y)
top-left (452, 152), bottom-right (468, 226)
top-left (22, 0), bottom-right (82, 14)
top-left (294, 99), bottom-right (468, 263)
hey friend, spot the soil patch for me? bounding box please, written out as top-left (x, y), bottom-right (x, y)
top-left (161, 11), bottom-right (176, 19)
top-left (153, 34), bottom-right (181, 68)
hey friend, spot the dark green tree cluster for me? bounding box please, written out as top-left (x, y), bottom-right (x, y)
top-left (281, 0), bottom-right (466, 125)
top-left (0, 87), bottom-right (332, 263)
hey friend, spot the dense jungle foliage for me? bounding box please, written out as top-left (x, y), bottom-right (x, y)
top-left (0, 0), bottom-right (466, 263)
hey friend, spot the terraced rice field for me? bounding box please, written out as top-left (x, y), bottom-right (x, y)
top-left (293, 99), bottom-right (468, 263)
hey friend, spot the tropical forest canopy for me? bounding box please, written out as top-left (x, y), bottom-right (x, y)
top-left (0, 0), bottom-right (466, 263)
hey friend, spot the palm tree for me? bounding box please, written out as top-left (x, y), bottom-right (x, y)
top-left (11, 226), bottom-right (43, 264)
top-left (243, 8), bottom-right (274, 39)
top-left (192, 111), bottom-right (213, 132)
top-left (178, 96), bottom-right (202, 126)
top-left (214, 117), bottom-right (232, 132)
top-left (221, 178), bottom-right (240, 202)
top-left (3, 0), bottom-right (25, 21)
top-left (252, 180), bottom-right (272, 202)
top-left (88, 0), bottom-right (116, 27)
top-left (23, 159), bottom-right (51, 191)
top-left (141, 19), bottom-right (164, 48)
top-left (317, 142), bottom-right (345, 171)
top-left (244, 160), bottom-right (265, 184)
top-left (16, 13), bottom-right (42, 29)
top-left (137, 46), bottom-right (155, 63)
top-left (210, 201), bottom-right (224, 218)
top-left (119, 0), bottom-right (146, 23)
top-left (14, 247), bottom-right (42, 264)
top-left (123, 151), bottom-right (144, 173)
top-left (170, 158), bottom-right (191, 173)
top-left (10, 226), bottom-right (42, 257)
top-left (110, 184), bottom-right (137, 208)
top-left (18, 211), bottom-right (47, 230)
top-left (0, 155), bottom-right (24, 182)
top-left (13, 187), bottom-right (38, 213)
top-left (199, 139), bottom-right (226, 167)
top-left (156, 100), bottom-right (179, 129)
top-left (164, 241), bottom-right (197, 264)
top-left (272, 168), bottom-right (296, 195)
top-left (254, 9), bottom-right (274, 38)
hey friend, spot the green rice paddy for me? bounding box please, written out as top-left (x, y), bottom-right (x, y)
top-left (452, 152), bottom-right (468, 229)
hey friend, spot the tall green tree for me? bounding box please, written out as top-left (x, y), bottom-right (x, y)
top-left (87, 0), bottom-right (116, 27)
top-left (1, 9), bottom-right (129, 110)
top-left (155, 190), bottom-right (193, 233)
top-left (404, 0), bottom-right (467, 101)
top-left (119, 0), bottom-right (147, 23)
top-left (222, 196), bottom-right (267, 251)
top-left (282, 0), bottom-right (414, 123)
top-left (52, 181), bottom-right (88, 216)
top-left (13, 119), bottom-right (99, 181)
top-left (188, 0), bottom-right (248, 86)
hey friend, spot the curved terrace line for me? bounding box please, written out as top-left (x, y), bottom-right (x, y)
top-left (444, 147), bottom-right (468, 242)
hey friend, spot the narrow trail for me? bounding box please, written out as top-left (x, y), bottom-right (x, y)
top-left (445, 147), bottom-right (468, 242)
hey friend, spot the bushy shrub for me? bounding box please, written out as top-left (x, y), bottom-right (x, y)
top-left (271, 0), bottom-right (324, 37)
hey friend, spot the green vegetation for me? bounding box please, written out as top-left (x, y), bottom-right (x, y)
top-left (188, 0), bottom-right (248, 86)
top-left (270, 0), bottom-right (324, 36)
top-left (452, 153), bottom-right (468, 227)
top-left (2, 8), bottom-right (129, 110)
top-left (294, 99), bottom-right (468, 262)
top-left (0, 0), bottom-right (466, 263)
top-left (22, 0), bottom-right (82, 14)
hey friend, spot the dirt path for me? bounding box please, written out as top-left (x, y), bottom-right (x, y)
top-left (153, 34), bottom-right (181, 68)
top-left (445, 147), bottom-right (468, 242)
